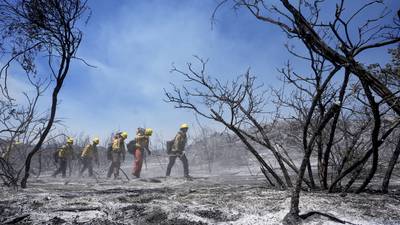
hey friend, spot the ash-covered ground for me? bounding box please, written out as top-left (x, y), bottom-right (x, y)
top-left (1, 159), bottom-right (400, 225)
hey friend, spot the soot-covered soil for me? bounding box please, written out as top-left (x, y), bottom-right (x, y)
top-left (1, 173), bottom-right (400, 225)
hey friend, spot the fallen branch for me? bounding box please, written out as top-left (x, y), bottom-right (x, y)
top-left (299, 211), bottom-right (355, 224)
top-left (54, 207), bottom-right (101, 212)
top-left (4, 214), bottom-right (30, 224)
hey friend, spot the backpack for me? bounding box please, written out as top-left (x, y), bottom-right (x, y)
top-left (166, 140), bottom-right (174, 154)
top-left (127, 139), bottom-right (136, 155)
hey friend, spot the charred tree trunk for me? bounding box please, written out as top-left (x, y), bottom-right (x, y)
top-left (233, 128), bottom-right (285, 187)
top-left (212, 109), bottom-right (286, 188)
top-left (234, 130), bottom-right (285, 187)
top-left (355, 81), bottom-right (381, 193)
top-left (21, 55), bottom-right (71, 188)
top-left (300, 67), bottom-right (340, 191)
top-left (322, 71), bottom-right (350, 189)
top-left (238, 126), bottom-right (298, 187)
top-left (238, 105), bottom-right (293, 187)
top-left (344, 164), bottom-right (365, 192)
top-left (307, 161), bottom-right (315, 189)
top-left (36, 151), bottom-right (42, 178)
top-left (317, 136), bottom-right (324, 188)
top-left (382, 137), bottom-right (400, 193)
top-left (283, 104), bottom-right (340, 224)
top-left (329, 121), bottom-right (400, 192)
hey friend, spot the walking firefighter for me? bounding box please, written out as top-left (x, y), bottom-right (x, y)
top-left (52, 137), bottom-right (75, 178)
top-left (107, 131), bottom-right (127, 179)
top-left (166, 123), bottom-right (190, 178)
top-left (79, 137), bottom-right (100, 177)
top-left (130, 128), bottom-right (153, 178)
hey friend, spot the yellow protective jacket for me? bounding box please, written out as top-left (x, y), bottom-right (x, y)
top-left (172, 131), bottom-right (187, 153)
top-left (81, 143), bottom-right (98, 161)
top-left (135, 134), bottom-right (149, 151)
top-left (58, 144), bottom-right (74, 159)
top-left (112, 137), bottom-right (126, 155)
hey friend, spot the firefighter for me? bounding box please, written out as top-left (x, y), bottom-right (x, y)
top-left (166, 124), bottom-right (190, 178)
top-left (107, 132), bottom-right (127, 179)
top-left (79, 137), bottom-right (100, 177)
top-left (52, 137), bottom-right (75, 178)
top-left (132, 128), bottom-right (152, 178)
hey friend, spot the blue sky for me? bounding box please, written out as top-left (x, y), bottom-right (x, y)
top-left (5, 0), bottom-right (400, 143)
top-left (56, 0), bottom-right (289, 141)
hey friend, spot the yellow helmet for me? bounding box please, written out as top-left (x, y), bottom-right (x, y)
top-left (145, 128), bottom-right (153, 136)
top-left (66, 137), bottom-right (74, 144)
top-left (121, 131), bottom-right (128, 139)
top-left (180, 123), bottom-right (189, 129)
top-left (93, 137), bottom-right (100, 145)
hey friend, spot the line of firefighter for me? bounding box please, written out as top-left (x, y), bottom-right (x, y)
top-left (52, 123), bottom-right (190, 179)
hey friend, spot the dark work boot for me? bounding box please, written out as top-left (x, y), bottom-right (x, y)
top-left (184, 175), bottom-right (193, 180)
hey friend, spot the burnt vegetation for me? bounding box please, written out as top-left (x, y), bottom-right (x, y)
top-left (0, 0), bottom-right (399, 225)
top-left (165, 0), bottom-right (400, 224)
top-left (0, 0), bottom-right (89, 188)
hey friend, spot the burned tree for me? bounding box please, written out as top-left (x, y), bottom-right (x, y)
top-left (227, 0), bottom-right (400, 114)
top-left (272, 45), bottom-right (400, 196)
top-left (0, 49), bottom-right (53, 186)
top-left (165, 57), bottom-right (301, 188)
top-left (0, 0), bottom-right (89, 188)
top-left (211, 1), bottom-right (400, 224)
